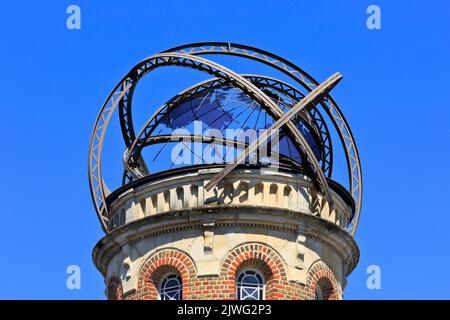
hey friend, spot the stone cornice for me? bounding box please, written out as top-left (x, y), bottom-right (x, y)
top-left (93, 205), bottom-right (359, 277)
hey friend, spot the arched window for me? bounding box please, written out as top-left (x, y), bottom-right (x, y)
top-left (159, 274), bottom-right (182, 300)
top-left (119, 209), bottom-right (126, 226)
top-left (237, 270), bottom-right (264, 300)
top-left (314, 277), bottom-right (334, 300)
top-left (315, 286), bottom-right (323, 300)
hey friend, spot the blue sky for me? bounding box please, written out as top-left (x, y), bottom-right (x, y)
top-left (0, 0), bottom-right (449, 299)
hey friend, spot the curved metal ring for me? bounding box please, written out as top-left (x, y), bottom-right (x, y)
top-left (123, 74), bottom-right (332, 180)
top-left (162, 42), bottom-right (362, 236)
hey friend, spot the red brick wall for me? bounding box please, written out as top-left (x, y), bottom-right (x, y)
top-left (135, 249), bottom-right (196, 300)
top-left (107, 244), bottom-right (340, 300)
top-left (221, 243), bottom-right (287, 300)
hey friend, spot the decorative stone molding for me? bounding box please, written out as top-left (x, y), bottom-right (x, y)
top-left (93, 206), bottom-right (359, 280)
top-left (106, 168), bottom-right (353, 232)
top-left (295, 224), bottom-right (307, 270)
top-left (202, 221), bottom-right (215, 254)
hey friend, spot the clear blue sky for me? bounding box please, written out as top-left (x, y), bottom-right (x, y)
top-left (0, 0), bottom-right (449, 299)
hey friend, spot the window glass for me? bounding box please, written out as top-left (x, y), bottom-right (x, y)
top-left (159, 274), bottom-right (182, 300)
top-left (237, 270), bottom-right (264, 300)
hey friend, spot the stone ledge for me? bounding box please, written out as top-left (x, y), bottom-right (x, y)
top-left (93, 205), bottom-right (359, 279)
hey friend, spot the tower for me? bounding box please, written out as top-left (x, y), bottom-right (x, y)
top-left (89, 42), bottom-right (362, 300)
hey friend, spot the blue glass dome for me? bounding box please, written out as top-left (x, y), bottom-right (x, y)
top-left (142, 83), bottom-right (323, 171)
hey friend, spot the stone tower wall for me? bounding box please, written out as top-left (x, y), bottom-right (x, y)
top-left (94, 167), bottom-right (359, 300)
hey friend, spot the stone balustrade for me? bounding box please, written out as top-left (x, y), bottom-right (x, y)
top-left (107, 167), bottom-right (354, 233)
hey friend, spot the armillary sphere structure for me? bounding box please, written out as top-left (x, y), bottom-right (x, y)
top-left (88, 42), bottom-right (362, 238)
top-left (90, 42), bottom-right (363, 300)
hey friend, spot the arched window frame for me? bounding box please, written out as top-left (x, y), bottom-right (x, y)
top-left (315, 285), bottom-right (324, 300)
top-left (159, 273), bottom-right (182, 300)
top-left (236, 269), bottom-right (265, 300)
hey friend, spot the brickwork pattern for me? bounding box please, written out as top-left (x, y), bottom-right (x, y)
top-left (305, 260), bottom-right (340, 300)
top-left (108, 245), bottom-right (340, 300)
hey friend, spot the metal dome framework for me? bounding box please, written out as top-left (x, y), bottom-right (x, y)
top-left (88, 42), bottom-right (362, 236)
top-left (123, 75), bottom-right (332, 180)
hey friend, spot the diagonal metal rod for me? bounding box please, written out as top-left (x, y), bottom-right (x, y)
top-left (204, 72), bottom-right (342, 191)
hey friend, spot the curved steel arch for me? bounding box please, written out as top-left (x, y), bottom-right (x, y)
top-left (90, 52), bottom-right (332, 232)
top-left (162, 42), bottom-right (362, 236)
top-left (89, 77), bottom-right (133, 231)
top-left (123, 74), bottom-right (333, 179)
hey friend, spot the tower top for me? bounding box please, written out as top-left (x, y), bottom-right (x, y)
top-left (88, 42), bottom-right (362, 236)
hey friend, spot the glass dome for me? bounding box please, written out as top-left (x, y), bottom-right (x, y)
top-left (138, 82), bottom-right (324, 172)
